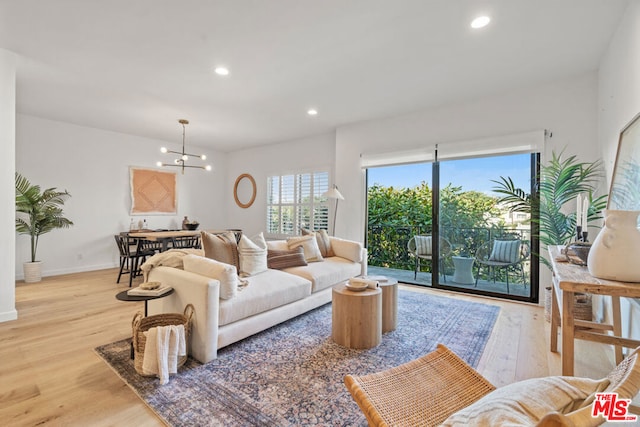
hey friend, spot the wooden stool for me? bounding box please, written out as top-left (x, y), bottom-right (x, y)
top-left (379, 279), bottom-right (398, 333)
top-left (332, 284), bottom-right (382, 349)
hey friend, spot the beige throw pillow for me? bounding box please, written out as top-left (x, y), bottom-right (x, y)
top-left (182, 254), bottom-right (239, 299)
top-left (201, 231), bottom-right (240, 273)
top-left (301, 228), bottom-right (334, 257)
top-left (287, 234), bottom-right (323, 262)
top-left (238, 232), bottom-right (268, 277)
top-left (441, 376), bottom-right (610, 426)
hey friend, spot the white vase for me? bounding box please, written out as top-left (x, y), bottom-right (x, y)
top-left (587, 210), bottom-right (640, 282)
top-left (23, 261), bottom-right (42, 283)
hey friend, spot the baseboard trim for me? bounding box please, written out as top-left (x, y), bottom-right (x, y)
top-left (0, 309), bottom-right (18, 323)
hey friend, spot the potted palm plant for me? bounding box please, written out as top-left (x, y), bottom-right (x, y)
top-left (15, 173), bottom-right (73, 282)
top-left (492, 150), bottom-right (607, 266)
top-left (492, 151), bottom-right (607, 321)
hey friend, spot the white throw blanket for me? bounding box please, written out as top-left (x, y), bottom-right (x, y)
top-left (140, 248), bottom-right (203, 281)
top-left (142, 324), bottom-right (186, 384)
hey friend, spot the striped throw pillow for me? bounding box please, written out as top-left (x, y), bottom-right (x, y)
top-left (414, 235), bottom-right (432, 256)
top-left (489, 240), bottom-right (521, 263)
top-left (267, 247), bottom-right (308, 270)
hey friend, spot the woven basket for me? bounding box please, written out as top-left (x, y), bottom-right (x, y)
top-left (574, 293), bottom-right (592, 322)
top-left (131, 304), bottom-right (194, 376)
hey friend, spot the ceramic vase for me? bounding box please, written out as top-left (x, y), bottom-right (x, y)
top-left (587, 210), bottom-right (640, 282)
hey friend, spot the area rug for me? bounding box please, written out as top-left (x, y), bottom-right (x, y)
top-left (96, 289), bottom-right (499, 426)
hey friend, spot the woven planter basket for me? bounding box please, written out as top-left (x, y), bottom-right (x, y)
top-left (574, 293), bottom-right (592, 322)
top-left (544, 287), bottom-right (591, 323)
top-left (131, 304), bottom-right (194, 376)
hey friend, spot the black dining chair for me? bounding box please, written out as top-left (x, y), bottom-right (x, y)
top-left (114, 235), bottom-right (156, 287)
top-left (171, 235), bottom-right (201, 249)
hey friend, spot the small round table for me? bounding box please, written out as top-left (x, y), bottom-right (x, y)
top-left (378, 278), bottom-right (398, 333)
top-left (452, 256), bottom-right (475, 285)
top-left (332, 284), bottom-right (382, 349)
top-left (116, 288), bottom-right (174, 317)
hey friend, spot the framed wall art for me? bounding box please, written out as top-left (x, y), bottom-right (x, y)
top-left (609, 112), bottom-right (640, 211)
top-left (130, 167), bottom-right (177, 215)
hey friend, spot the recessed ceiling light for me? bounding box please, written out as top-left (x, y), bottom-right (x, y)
top-left (471, 16), bottom-right (490, 29)
top-left (214, 66), bottom-right (230, 76)
top-left (307, 109), bottom-right (318, 116)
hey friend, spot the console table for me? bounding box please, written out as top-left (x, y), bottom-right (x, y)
top-left (548, 245), bottom-right (640, 375)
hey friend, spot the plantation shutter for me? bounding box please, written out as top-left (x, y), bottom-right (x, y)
top-left (266, 170), bottom-right (330, 235)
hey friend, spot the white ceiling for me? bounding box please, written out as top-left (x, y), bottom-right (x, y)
top-left (0, 0), bottom-right (630, 152)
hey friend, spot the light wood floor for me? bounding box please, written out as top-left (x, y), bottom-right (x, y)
top-left (0, 268), bottom-right (614, 426)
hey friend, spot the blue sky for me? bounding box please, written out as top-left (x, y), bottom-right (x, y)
top-left (367, 153), bottom-right (532, 195)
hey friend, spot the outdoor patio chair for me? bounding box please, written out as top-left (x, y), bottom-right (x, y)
top-left (345, 343), bottom-right (640, 427)
top-left (474, 239), bottom-right (530, 293)
top-left (407, 235), bottom-right (451, 281)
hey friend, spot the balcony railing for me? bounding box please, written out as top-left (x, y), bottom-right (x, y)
top-left (367, 224), bottom-right (531, 288)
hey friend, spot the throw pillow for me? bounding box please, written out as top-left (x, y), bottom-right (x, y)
top-left (201, 231), bottom-right (240, 273)
top-left (267, 247), bottom-right (308, 270)
top-left (301, 228), bottom-right (334, 257)
top-left (441, 375), bottom-right (610, 426)
top-left (489, 240), bottom-right (521, 263)
top-left (238, 232), bottom-right (268, 277)
top-left (414, 235), bottom-right (432, 256)
top-left (182, 254), bottom-right (239, 299)
top-left (287, 234), bottom-right (323, 262)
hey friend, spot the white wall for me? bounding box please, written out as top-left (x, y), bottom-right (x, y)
top-left (225, 133), bottom-right (335, 237)
top-left (597, 0), bottom-right (640, 340)
top-left (335, 73), bottom-right (601, 243)
top-left (0, 49), bottom-right (17, 322)
top-left (15, 115), bottom-right (228, 279)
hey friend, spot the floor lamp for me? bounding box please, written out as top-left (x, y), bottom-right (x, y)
top-left (323, 185), bottom-right (344, 236)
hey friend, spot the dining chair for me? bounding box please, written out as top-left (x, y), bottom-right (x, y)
top-left (114, 235), bottom-right (155, 287)
top-left (171, 235), bottom-right (201, 249)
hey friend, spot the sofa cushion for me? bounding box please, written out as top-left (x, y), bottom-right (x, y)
top-left (282, 257), bottom-right (362, 293)
top-left (218, 269), bottom-right (312, 326)
top-left (330, 237), bottom-right (364, 263)
top-left (238, 232), bottom-right (268, 277)
top-left (441, 376), bottom-right (610, 426)
top-left (287, 235), bottom-right (323, 262)
top-left (201, 231), bottom-right (240, 272)
top-left (266, 240), bottom-right (289, 251)
top-left (267, 247), bottom-right (307, 270)
top-left (183, 254), bottom-right (238, 300)
top-left (301, 228), bottom-right (334, 257)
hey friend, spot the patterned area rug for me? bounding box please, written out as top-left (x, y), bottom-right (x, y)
top-left (95, 289), bottom-right (499, 426)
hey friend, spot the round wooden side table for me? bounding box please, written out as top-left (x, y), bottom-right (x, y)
top-left (378, 278), bottom-right (398, 333)
top-left (332, 284), bottom-right (382, 349)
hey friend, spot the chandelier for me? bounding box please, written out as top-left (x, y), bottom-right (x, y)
top-left (156, 119), bottom-right (212, 173)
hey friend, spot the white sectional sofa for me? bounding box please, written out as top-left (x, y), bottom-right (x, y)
top-left (147, 235), bottom-right (367, 363)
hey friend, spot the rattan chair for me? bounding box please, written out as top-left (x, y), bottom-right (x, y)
top-left (345, 344), bottom-right (640, 427)
top-left (407, 235), bottom-right (451, 281)
top-left (475, 239), bottom-right (530, 293)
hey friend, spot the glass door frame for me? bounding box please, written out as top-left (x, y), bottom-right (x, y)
top-left (430, 152), bottom-right (540, 303)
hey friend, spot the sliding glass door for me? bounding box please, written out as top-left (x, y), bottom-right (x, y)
top-left (435, 153), bottom-right (538, 302)
top-left (365, 152), bottom-right (539, 303)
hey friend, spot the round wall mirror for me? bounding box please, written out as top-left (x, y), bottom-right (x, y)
top-left (234, 173), bottom-right (256, 208)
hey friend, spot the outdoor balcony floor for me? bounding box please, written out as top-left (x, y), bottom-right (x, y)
top-left (367, 265), bottom-right (530, 298)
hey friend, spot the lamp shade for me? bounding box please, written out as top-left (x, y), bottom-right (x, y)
top-left (323, 186), bottom-right (344, 200)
